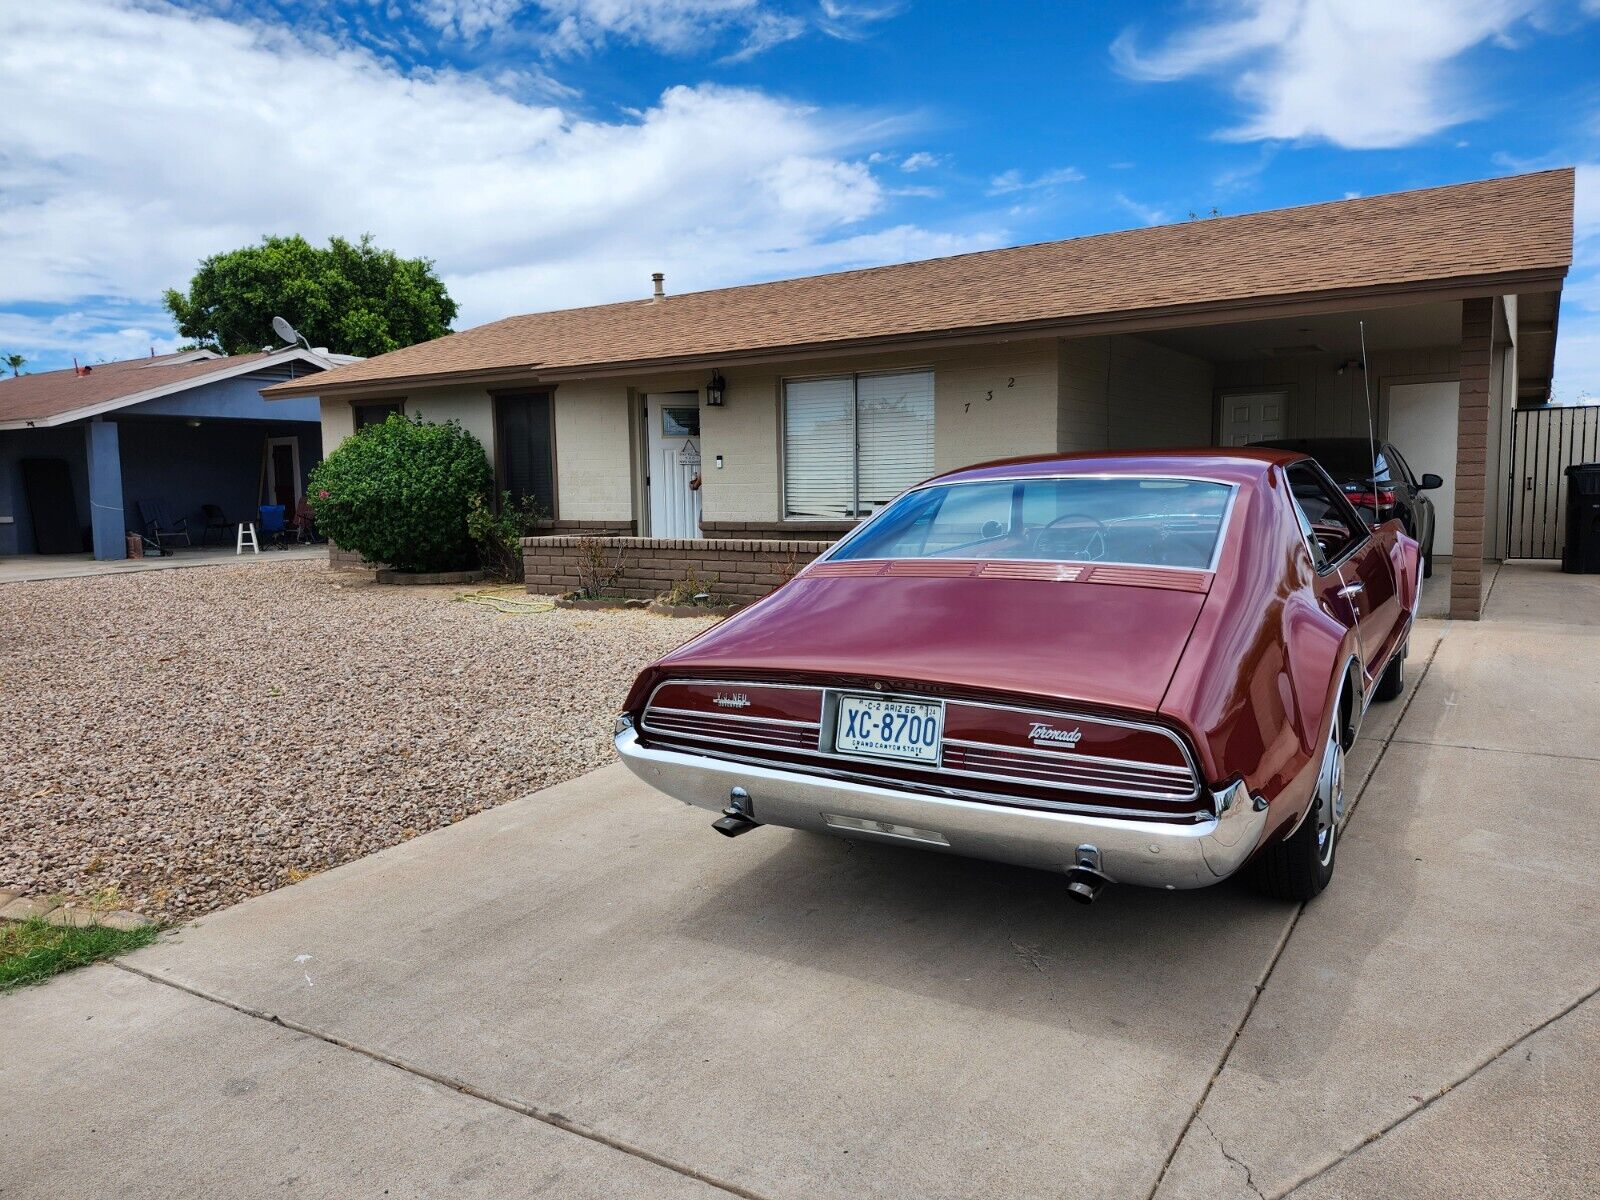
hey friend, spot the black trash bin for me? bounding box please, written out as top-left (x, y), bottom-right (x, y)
top-left (1563, 463), bottom-right (1600, 574)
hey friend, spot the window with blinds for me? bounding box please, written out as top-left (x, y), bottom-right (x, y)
top-left (783, 370), bottom-right (933, 520)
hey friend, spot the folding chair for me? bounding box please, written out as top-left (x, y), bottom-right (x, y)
top-left (136, 499), bottom-right (192, 553)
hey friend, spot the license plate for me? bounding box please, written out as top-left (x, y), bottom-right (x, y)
top-left (834, 695), bottom-right (942, 764)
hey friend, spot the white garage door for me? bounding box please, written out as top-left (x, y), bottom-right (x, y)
top-left (1387, 381), bottom-right (1459, 554)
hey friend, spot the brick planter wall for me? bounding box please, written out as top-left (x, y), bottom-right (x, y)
top-left (527, 519), bottom-right (638, 537)
top-left (522, 536), bottom-right (832, 603)
top-left (700, 520), bottom-right (854, 542)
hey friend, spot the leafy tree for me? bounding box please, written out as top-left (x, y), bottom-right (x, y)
top-left (4, 353), bottom-right (24, 377)
top-left (163, 234), bottom-right (457, 358)
top-left (307, 414), bottom-right (492, 574)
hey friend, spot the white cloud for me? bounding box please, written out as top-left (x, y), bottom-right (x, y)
top-left (418, 0), bottom-right (891, 55)
top-left (0, 307), bottom-right (183, 367)
top-left (1576, 162), bottom-right (1600, 238)
top-left (1553, 163), bottom-right (1600, 403)
top-left (1113, 0), bottom-right (1547, 149)
top-left (1113, 194), bottom-right (1168, 226)
top-left (0, 0), bottom-right (994, 359)
top-left (987, 166), bottom-right (1085, 196)
top-left (899, 151), bottom-right (941, 172)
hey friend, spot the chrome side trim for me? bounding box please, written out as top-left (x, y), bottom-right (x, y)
top-left (616, 728), bottom-right (1265, 889)
top-left (647, 705), bottom-right (821, 730)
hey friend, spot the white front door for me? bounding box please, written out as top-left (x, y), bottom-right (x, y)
top-left (1387, 380), bottom-right (1460, 554)
top-left (1219, 391), bottom-right (1287, 446)
top-left (646, 393), bottom-right (702, 538)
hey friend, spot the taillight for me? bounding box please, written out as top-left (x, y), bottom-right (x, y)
top-left (1346, 489), bottom-right (1397, 509)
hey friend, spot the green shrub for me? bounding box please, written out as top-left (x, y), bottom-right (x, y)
top-left (468, 491), bottom-right (549, 580)
top-left (309, 414), bottom-right (492, 573)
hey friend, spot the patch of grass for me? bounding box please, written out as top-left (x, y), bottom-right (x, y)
top-left (0, 918), bottom-right (160, 991)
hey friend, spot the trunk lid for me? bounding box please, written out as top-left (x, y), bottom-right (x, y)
top-left (653, 570), bottom-right (1210, 714)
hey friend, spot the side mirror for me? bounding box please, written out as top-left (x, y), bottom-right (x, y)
top-left (1419, 473), bottom-right (1444, 491)
top-left (980, 519), bottom-right (1006, 539)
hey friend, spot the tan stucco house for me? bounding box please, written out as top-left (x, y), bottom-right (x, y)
top-left (266, 169), bottom-right (1575, 620)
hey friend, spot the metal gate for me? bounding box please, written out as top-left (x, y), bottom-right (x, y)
top-left (1507, 404), bottom-right (1600, 558)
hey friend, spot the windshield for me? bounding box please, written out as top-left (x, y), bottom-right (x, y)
top-left (828, 476), bottom-right (1235, 569)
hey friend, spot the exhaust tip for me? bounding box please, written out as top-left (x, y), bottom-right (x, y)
top-left (713, 813), bottom-right (759, 838)
top-left (1065, 866), bottom-right (1108, 905)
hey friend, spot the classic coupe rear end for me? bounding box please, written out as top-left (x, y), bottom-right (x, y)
top-left (616, 450), bottom-right (1419, 903)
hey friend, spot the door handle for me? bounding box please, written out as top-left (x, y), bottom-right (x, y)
top-left (1337, 583), bottom-right (1364, 598)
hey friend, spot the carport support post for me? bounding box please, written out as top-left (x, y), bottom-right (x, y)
top-left (86, 418), bottom-right (126, 560)
top-left (1450, 297), bottom-right (1494, 620)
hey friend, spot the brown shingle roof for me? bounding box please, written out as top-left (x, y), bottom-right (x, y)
top-left (0, 351), bottom-right (283, 424)
top-left (267, 169), bottom-right (1574, 397)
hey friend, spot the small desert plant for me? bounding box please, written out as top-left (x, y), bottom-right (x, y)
top-left (775, 547), bottom-right (806, 585)
top-left (468, 491), bottom-right (550, 580)
top-left (658, 565), bottom-right (722, 607)
top-left (572, 536), bottom-right (627, 599)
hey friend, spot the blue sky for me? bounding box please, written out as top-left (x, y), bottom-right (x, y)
top-left (2, 0), bottom-right (1598, 398)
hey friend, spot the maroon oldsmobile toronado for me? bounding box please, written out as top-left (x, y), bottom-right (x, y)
top-left (616, 449), bottom-right (1420, 903)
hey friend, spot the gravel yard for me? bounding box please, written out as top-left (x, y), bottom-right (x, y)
top-left (0, 561), bottom-right (714, 921)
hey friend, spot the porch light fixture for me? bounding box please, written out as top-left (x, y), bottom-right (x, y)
top-left (706, 371), bottom-right (727, 407)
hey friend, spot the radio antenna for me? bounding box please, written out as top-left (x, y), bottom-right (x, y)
top-left (1359, 319), bottom-right (1378, 506)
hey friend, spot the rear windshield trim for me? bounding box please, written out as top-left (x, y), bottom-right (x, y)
top-left (820, 473), bottom-right (1241, 574)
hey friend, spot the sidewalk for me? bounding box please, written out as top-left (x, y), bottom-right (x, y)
top-left (0, 543), bottom-right (326, 583)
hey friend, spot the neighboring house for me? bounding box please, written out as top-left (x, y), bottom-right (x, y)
top-left (266, 169), bottom-right (1574, 620)
top-left (0, 348), bottom-right (358, 558)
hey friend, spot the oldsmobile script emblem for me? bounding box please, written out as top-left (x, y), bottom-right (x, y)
top-left (1029, 723), bottom-right (1083, 748)
top-left (713, 692), bottom-right (752, 709)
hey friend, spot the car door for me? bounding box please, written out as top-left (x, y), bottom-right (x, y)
top-left (1286, 462), bottom-right (1403, 683)
top-left (1386, 446), bottom-right (1432, 551)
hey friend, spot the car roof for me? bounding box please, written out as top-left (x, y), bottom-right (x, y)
top-left (1250, 437), bottom-right (1386, 453)
top-left (931, 447), bottom-right (1306, 487)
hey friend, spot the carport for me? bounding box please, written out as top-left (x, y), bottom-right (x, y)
top-left (0, 348), bottom-right (353, 558)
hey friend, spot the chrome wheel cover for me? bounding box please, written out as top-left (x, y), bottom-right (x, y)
top-left (1314, 721), bottom-right (1346, 867)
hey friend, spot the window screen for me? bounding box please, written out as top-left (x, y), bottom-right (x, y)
top-left (496, 392), bottom-right (555, 517)
top-left (783, 371), bottom-right (933, 520)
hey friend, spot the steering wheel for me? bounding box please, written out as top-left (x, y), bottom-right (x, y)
top-left (1035, 512), bottom-right (1109, 561)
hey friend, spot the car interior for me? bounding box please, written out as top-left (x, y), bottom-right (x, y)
top-left (1285, 463), bottom-right (1365, 567)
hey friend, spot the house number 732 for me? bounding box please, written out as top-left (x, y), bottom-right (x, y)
top-left (965, 377), bottom-right (1015, 413)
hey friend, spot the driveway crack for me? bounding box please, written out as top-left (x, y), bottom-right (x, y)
top-left (1198, 1116), bottom-right (1266, 1200)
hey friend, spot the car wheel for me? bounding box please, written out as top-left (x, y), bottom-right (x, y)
top-left (1372, 642), bottom-right (1406, 702)
top-left (1250, 708), bottom-right (1345, 902)
top-left (1423, 533), bottom-right (1435, 579)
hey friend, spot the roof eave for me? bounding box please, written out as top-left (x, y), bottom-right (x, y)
top-left (265, 264), bottom-right (1570, 398)
top-left (0, 348), bottom-right (339, 430)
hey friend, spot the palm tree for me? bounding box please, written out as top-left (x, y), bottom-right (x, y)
top-left (3, 353), bottom-right (24, 377)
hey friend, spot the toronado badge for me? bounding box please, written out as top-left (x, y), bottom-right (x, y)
top-left (1029, 723), bottom-right (1084, 748)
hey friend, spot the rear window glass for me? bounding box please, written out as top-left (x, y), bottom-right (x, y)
top-left (828, 476), bottom-right (1234, 569)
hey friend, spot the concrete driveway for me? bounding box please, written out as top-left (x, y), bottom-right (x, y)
top-left (5, 563), bottom-right (1597, 1200)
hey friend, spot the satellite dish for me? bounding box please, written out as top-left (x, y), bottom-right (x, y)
top-left (271, 315), bottom-right (302, 347)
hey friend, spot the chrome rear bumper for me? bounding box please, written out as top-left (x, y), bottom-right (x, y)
top-left (615, 727), bottom-right (1267, 890)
